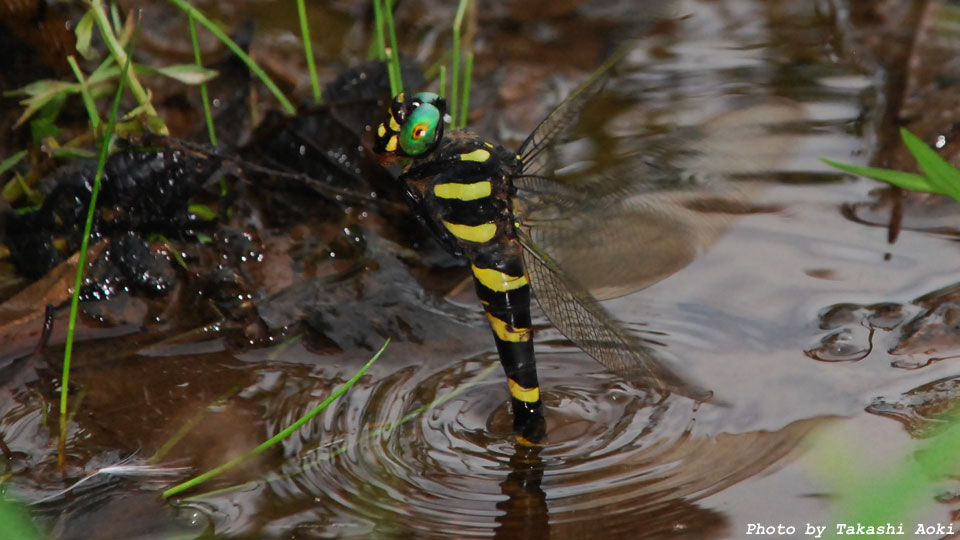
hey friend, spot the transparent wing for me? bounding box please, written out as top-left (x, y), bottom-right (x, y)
top-left (514, 101), bottom-right (807, 299)
top-left (516, 42), bottom-right (634, 178)
top-left (517, 228), bottom-right (712, 401)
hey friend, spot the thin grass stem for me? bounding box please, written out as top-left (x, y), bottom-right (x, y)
top-left (189, 14), bottom-right (218, 146)
top-left (150, 387), bottom-right (240, 463)
top-left (162, 339), bottom-right (389, 499)
top-left (88, 0), bottom-right (168, 134)
top-left (296, 0), bottom-right (322, 104)
top-left (178, 360), bottom-right (498, 500)
top-left (383, 0), bottom-right (403, 95)
top-left (66, 56), bottom-right (101, 132)
top-left (458, 53), bottom-right (473, 128)
top-left (372, 0), bottom-right (386, 61)
top-left (439, 65), bottom-right (446, 99)
top-left (450, 21), bottom-right (460, 125)
top-left (58, 48), bottom-right (131, 471)
top-left (0, 151), bottom-right (27, 177)
top-left (166, 0), bottom-right (296, 115)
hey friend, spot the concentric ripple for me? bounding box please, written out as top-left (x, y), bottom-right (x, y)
top-left (191, 353), bottom-right (823, 539)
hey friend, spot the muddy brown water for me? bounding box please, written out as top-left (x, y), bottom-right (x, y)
top-left (4, 0), bottom-right (960, 538)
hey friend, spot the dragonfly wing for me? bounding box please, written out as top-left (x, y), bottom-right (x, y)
top-left (517, 228), bottom-right (712, 401)
top-left (520, 197), bottom-right (701, 300)
top-left (513, 100), bottom-right (807, 300)
top-left (516, 43), bottom-right (634, 178)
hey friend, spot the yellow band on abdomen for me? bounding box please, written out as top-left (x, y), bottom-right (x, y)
top-left (434, 181), bottom-right (492, 201)
top-left (442, 220), bottom-right (497, 243)
top-left (508, 378), bottom-right (540, 403)
top-left (472, 265), bottom-right (528, 292)
top-left (485, 312), bottom-right (531, 343)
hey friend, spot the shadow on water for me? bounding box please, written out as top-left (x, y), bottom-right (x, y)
top-left (4, 0), bottom-right (960, 538)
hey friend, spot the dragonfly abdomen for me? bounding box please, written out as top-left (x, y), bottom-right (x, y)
top-left (471, 256), bottom-right (544, 442)
top-left (400, 134), bottom-right (545, 441)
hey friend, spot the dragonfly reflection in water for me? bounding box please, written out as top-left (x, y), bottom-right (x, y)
top-left (373, 42), bottom-right (798, 443)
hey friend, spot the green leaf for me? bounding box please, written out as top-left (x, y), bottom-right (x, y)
top-left (148, 64), bottom-right (219, 85)
top-left (88, 62), bottom-right (120, 84)
top-left (12, 80), bottom-right (77, 128)
top-left (0, 497), bottom-right (43, 540)
top-left (820, 158), bottom-right (935, 193)
top-left (188, 203), bottom-right (218, 220)
top-left (2, 172), bottom-right (39, 204)
top-left (51, 146), bottom-right (97, 160)
top-left (29, 93), bottom-right (68, 144)
top-left (900, 128), bottom-right (960, 202)
top-left (75, 11), bottom-right (96, 59)
top-left (0, 151), bottom-right (27, 176)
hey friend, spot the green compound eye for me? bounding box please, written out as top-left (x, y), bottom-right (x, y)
top-left (400, 92), bottom-right (444, 157)
top-left (399, 100), bottom-right (442, 156)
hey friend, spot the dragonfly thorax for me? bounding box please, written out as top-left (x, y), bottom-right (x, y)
top-left (397, 131), bottom-right (523, 265)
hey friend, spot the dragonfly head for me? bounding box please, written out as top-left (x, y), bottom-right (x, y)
top-left (374, 92), bottom-right (446, 162)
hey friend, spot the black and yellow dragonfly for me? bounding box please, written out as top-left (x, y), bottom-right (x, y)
top-left (372, 49), bottom-right (729, 442)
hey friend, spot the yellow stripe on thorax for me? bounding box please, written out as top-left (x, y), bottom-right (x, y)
top-left (508, 378), bottom-right (540, 403)
top-left (384, 135), bottom-right (398, 153)
top-left (472, 265), bottom-right (528, 292)
top-left (459, 148), bottom-right (491, 162)
top-left (485, 312), bottom-right (531, 343)
top-left (434, 181), bottom-right (492, 201)
top-left (388, 115), bottom-right (401, 132)
top-left (442, 220), bottom-right (497, 243)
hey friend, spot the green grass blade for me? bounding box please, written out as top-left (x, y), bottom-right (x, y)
top-left (458, 52), bottom-right (473, 129)
top-left (166, 0), bottom-right (296, 115)
top-left (0, 151), bottom-right (27, 177)
top-left (438, 65), bottom-right (446, 99)
top-left (146, 64), bottom-right (217, 85)
top-left (12, 80), bottom-right (79, 129)
top-left (383, 0), bottom-right (403, 95)
top-left (66, 56), bottom-right (101, 132)
top-left (450, 0), bottom-right (471, 128)
top-left (450, 13), bottom-right (461, 125)
top-left (88, 0), bottom-right (169, 135)
top-left (74, 10), bottom-right (95, 59)
top-left (162, 339), bottom-right (390, 499)
top-left (820, 158), bottom-right (934, 193)
top-left (900, 128), bottom-right (960, 201)
top-left (58, 45), bottom-right (131, 471)
top-left (189, 14), bottom-right (218, 146)
top-left (177, 360), bottom-right (498, 501)
top-left (296, 0), bottom-right (322, 104)
top-left (109, 1), bottom-right (123, 35)
top-left (372, 0), bottom-right (386, 61)
top-left (150, 386), bottom-right (240, 463)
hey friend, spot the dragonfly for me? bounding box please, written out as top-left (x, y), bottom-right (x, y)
top-left (372, 46), bottom-right (751, 442)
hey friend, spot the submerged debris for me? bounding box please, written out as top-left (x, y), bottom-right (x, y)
top-left (868, 375), bottom-right (960, 439)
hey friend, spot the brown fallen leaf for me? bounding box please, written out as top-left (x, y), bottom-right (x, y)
top-left (0, 242), bottom-right (107, 363)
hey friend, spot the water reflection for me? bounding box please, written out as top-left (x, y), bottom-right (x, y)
top-left (8, 0), bottom-right (960, 537)
top-left (177, 357), bottom-right (825, 539)
top-left (495, 443), bottom-right (548, 540)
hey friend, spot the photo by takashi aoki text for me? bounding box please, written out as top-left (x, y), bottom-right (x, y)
top-left (745, 522), bottom-right (954, 537)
